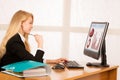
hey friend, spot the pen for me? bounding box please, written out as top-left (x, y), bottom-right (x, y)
top-left (29, 34), bottom-right (34, 36)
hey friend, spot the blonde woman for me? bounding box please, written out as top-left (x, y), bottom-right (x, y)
top-left (0, 10), bottom-right (67, 67)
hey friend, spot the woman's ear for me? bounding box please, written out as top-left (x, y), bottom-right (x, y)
top-left (21, 21), bottom-right (24, 27)
top-left (19, 22), bottom-right (24, 34)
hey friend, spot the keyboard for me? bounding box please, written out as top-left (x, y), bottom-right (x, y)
top-left (63, 61), bottom-right (84, 69)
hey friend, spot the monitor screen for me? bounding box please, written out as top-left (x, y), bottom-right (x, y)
top-left (84, 22), bottom-right (109, 67)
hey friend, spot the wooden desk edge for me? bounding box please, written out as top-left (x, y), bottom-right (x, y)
top-left (64, 65), bottom-right (119, 80)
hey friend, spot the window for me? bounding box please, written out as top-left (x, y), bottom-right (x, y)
top-left (0, 0), bottom-right (63, 26)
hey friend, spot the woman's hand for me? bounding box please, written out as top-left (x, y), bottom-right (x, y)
top-left (46, 58), bottom-right (68, 64)
top-left (55, 58), bottom-right (68, 63)
top-left (34, 34), bottom-right (43, 48)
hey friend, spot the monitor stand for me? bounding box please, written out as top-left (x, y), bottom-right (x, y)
top-left (86, 40), bottom-right (109, 67)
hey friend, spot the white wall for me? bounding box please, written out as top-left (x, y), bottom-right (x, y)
top-left (71, 0), bottom-right (120, 29)
top-left (0, 0), bottom-right (63, 26)
top-left (0, 0), bottom-right (120, 80)
top-left (1, 0), bottom-right (120, 28)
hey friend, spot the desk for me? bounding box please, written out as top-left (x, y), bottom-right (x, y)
top-left (0, 65), bottom-right (118, 80)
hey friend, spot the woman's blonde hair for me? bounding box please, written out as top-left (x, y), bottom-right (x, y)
top-left (0, 10), bottom-right (33, 59)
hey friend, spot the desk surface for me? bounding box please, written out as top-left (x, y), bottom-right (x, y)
top-left (49, 65), bottom-right (118, 80)
top-left (0, 64), bottom-right (119, 80)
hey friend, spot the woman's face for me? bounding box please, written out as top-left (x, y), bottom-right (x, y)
top-left (22, 16), bottom-right (33, 34)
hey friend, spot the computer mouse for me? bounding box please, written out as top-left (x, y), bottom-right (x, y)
top-left (52, 63), bottom-right (65, 69)
top-left (86, 62), bottom-right (92, 66)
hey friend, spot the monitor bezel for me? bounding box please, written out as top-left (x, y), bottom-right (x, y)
top-left (84, 22), bottom-right (109, 60)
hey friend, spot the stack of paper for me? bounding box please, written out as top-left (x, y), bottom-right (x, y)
top-left (23, 66), bottom-right (46, 77)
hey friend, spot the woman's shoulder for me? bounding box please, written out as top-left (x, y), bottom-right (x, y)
top-left (9, 33), bottom-right (21, 41)
top-left (7, 33), bottom-right (22, 45)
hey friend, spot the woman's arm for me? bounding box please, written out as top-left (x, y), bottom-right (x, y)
top-left (9, 41), bottom-right (44, 62)
top-left (45, 58), bottom-right (67, 64)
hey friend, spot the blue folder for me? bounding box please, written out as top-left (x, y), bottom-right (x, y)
top-left (2, 60), bottom-right (46, 72)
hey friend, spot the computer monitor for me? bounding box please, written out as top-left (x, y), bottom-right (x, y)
top-left (84, 22), bottom-right (109, 67)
